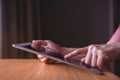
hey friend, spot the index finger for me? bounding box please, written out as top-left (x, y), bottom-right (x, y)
top-left (64, 48), bottom-right (87, 59)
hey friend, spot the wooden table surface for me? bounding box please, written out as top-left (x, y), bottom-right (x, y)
top-left (0, 59), bottom-right (119, 80)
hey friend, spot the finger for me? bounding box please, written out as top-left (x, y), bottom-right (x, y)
top-left (91, 53), bottom-right (97, 67)
top-left (97, 55), bottom-right (104, 70)
top-left (85, 47), bottom-right (92, 66)
top-left (64, 49), bottom-right (80, 58)
top-left (31, 40), bottom-right (46, 51)
top-left (32, 40), bottom-right (41, 47)
top-left (81, 57), bottom-right (86, 62)
top-left (40, 58), bottom-right (57, 64)
top-left (32, 40), bottom-right (47, 47)
top-left (64, 48), bottom-right (87, 59)
top-left (41, 57), bottom-right (49, 63)
top-left (32, 45), bottom-right (45, 51)
top-left (37, 55), bottom-right (44, 59)
top-left (91, 48), bottom-right (97, 67)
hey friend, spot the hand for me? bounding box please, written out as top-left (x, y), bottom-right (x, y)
top-left (31, 40), bottom-right (62, 64)
top-left (65, 43), bottom-right (120, 70)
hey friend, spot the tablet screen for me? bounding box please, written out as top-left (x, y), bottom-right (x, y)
top-left (12, 42), bottom-right (102, 74)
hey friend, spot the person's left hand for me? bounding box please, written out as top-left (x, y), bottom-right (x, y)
top-left (31, 40), bottom-right (62, 64)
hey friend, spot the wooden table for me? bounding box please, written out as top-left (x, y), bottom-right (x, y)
top-left (0, 59), bottom-right (119, 80)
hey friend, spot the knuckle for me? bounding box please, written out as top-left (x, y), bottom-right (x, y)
top-left (99, 49), bottom-right (104, 53)
top-left (92, 47), bottom-right (97, 55)
top-left (88, 45), bottom-right (94, 48)
top-left (98, 49), bottom-right (105, 56)
top-left (45, 40), bottom-right (51, 42)
top-left (88, 44), bottom-right (97, 50)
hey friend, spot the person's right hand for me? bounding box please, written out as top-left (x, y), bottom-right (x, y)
top-left (65, 43), bottom-right (120, 70)
top-left (31, 40), bottom-right (63, 64)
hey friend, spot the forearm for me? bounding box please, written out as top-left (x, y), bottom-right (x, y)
top-left (107, 26), bottom-right (120, 44)
top-left (107, 26), bottom-right (120, 59)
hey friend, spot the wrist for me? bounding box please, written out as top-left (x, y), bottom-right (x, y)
top-left (109, 42), bottom-right (120, 60)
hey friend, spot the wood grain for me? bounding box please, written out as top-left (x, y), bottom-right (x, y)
top-left (0, 59), bottom-right (119, 80)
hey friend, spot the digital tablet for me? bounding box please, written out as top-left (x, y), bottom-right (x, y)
top-left (12, 42), bottom-right (102, 74)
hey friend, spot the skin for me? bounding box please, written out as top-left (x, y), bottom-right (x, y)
top-left (31, 40), bottom-right (120, 70)
top-left (65, 43), bottom-right (120, 69)
top-left (65, 26), bottom-right (120, 69)
top-left (31, 26), bottom-right (120, 70)
top-left (31, 40), bottom-right (76, 63)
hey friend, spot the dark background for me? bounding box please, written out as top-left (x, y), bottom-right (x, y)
top-left (40, 0), bottom-right (111, 47)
